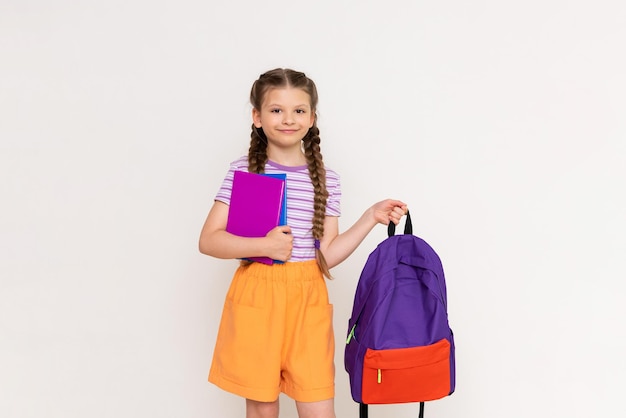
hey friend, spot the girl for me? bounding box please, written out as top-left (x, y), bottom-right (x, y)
top-left (199, 68), bottom-right (406, 418)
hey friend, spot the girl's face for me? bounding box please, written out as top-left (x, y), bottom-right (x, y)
top-left (252, 87), bottom-right (315, 152)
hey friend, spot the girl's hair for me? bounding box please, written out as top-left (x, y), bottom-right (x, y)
top-left (247, 68), bottom-right (332, 279)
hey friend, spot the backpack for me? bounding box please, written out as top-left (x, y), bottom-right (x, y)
top-left (344, 211), bottom-right (455, 417)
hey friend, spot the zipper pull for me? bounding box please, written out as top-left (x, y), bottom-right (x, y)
top-left (377, 369), bottom-right (382, 384)
top-left (346, 324), bottom-right (356, 344)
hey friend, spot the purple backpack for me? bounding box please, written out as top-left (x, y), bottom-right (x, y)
top-left (344, 212), bottom-right (455, 417)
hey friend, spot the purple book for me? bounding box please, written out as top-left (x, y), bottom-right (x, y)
top-left (226, 171), bottom-right (286, 265)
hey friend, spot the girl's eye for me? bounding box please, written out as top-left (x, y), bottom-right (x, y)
top-left (296, 109), bottom-right (306, 114)
top-left (270, 109), bottom-right (281, 113)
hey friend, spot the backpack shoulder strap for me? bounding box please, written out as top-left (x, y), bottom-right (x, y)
top-left (359, 402), bottom-right (424, 417)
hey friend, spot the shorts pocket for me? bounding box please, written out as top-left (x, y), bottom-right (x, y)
top-left (302, 303), bottom-right (334, 349)
top-left (217, 301), bottom-right (275, 385)
top-left (297, 304), bottom-right (334, 388)
top-left (227, 270), bottom-right (268, 309)
top-left (362, 338), bottom-right (451, 404)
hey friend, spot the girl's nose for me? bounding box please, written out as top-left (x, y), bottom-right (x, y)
top-left (283, 114), bottom-right (294, 125)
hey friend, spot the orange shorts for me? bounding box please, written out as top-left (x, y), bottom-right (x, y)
top-left (208, 260), bottom-right (335, 402)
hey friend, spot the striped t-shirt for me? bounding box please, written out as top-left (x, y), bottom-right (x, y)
top-left (215, 156), bottom-right (342, 262)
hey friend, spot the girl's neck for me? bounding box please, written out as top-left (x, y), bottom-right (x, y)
top-left (266, 147), bottom-right (306, 167)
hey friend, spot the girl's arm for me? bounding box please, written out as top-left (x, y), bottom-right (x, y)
top-left (320, 199), bottom-right (407, 269)
top-left (198, 201), bottom-right (294, 262)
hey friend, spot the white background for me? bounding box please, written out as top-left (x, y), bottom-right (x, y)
top-left (1, 1), bottom-right (625, 417)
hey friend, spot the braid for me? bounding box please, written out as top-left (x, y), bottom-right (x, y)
top-left (248, 125), bottom-right (268, 173)
top-left (303, 125), bottom-right (332, 279)
top-left (303, 125), bottom-right (328, 239)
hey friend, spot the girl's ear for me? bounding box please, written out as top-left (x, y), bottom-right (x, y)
top-left (252, 108), bottom-right (262, 128)
top-left (309, 112), bottom-right (316, 128)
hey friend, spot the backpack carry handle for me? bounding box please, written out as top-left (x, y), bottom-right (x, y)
top-left (387, 209), bottom-right (412, 237)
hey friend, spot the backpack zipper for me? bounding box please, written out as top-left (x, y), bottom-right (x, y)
top-left (346, 324), bottom-right (356, 344)
top-left (378, 369), bottom-right (382, 384)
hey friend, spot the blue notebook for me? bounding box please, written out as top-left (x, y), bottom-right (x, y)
top-left (263, 173), bottom-right (287, 227)
top-left (262, 173), bottom-right (287, 264)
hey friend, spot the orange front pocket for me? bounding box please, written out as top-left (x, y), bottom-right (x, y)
top-left (361, 339), bottom-right (451, 404)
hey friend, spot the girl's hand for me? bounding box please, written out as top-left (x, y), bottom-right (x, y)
top-left (371, 199), bottom-right (408, 225)
top-left (265, 225), bottom-right (293, 262)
